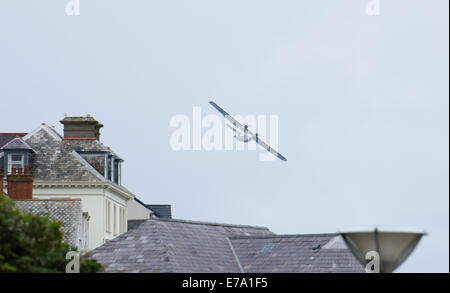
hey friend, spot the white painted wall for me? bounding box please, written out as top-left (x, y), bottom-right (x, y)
top-left (127, 198), bottom-right (152, 220)
top-left (32, 185), bottom-right (130, 250)
top-left (104, 188), bottom-right (128, 241)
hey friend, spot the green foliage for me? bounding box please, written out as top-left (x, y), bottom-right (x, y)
top-left (0, 194), bottom-right (102, 273)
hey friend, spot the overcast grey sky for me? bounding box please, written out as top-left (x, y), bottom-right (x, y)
top-left (0, 0), bottom-right (448, 272)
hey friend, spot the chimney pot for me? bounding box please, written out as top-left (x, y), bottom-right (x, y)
top-left (11, 166), bottom-right (16, 174)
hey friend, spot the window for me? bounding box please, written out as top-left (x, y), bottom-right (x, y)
top-left (113, 204), bottom-right (117, 236)
top-left (118, 162), bottom-right (122, 185)
top-left (119, 207), bottom-right (122, 234)
top-left (105, 200), bottom-right (111, 233)
top-left (8, 153), bottom-right (24, 173)
top-left (113, 161), bottom-right (119, 184)
top-left (119, 207), bottom-right (126, 234)
top-left (123, 207), bottom-right (126, 233)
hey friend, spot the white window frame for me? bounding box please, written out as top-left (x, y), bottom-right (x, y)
top-left (119, 207), bottom-right (123, 234)
top-left (106, 200), bottom-right (111, 233)
top-left (113, 203), bottom-right (117, 236)
top-left (8, 153), bottom-right (24, 173)
top-left (119, 207), bottom-right (126, 234)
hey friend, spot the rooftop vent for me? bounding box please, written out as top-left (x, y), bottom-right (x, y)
top-left (312, 243), bottom-right (321, 251)
top-left (260, 244), bottom-right (275, 253)
top-left (60, 116), bottom-right (103, 140)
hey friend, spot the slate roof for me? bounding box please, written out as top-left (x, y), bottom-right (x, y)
top-left (1, 137), bottom-right (35, 151)
top-left (88, 218), bottom-right (274, 273)
top-left (14, 199), bottom-right (88, 251)
top-left (0, 124), bottom-right (124, 183)
top-left (89, 218), bottom-right (364, 273)
top-left (230, 234), bottom-right (365, 273)
top-left (146, 204), bottom-right (172, 219)
top-left (133, 198), bottom-right (172, 219)
top-left (0, 133), bottom-right (27, 149)
top-left (23, 125), bottom-right (106, 182)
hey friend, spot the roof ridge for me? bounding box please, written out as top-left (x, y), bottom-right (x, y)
top-left (226, 237), bottom-right (244, 273)
top-left (0, 137), bottom-right (35, 151)
top-left (154, 220), bottom-right (182, 272)
top-left (229, 233), bottom-right (339, 239)
top-left (23, 124), bottom-right (62, 142)
top-left (133, 197), bottom-right (153, 211)
top-left (150, 217), bottom-right (270, 230)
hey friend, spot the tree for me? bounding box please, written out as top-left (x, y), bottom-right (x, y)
top-left (0, 194), bottom-right (102, 273)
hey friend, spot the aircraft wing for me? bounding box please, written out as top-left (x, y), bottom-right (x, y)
top-left (255, 135), bottom-right (288, 162)
top-left (209, 100), bottom-right (287, 161)
top-left (209, 101), bottom-right (249, 134)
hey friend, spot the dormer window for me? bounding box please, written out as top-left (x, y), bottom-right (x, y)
top-left (1, 137), bottom-right (35, 175)
top-left (104, 153), bottom-right (122, 185)
top-left (8, 153), bottom-right (24, 173)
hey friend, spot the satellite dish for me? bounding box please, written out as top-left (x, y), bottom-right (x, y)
top-left (340, 228), bottom-right (427, 273)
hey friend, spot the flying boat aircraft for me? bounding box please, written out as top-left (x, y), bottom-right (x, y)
top-left (209, 101), bottom-right (287, 162)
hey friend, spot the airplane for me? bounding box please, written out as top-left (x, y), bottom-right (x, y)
top-left (209, 101), bottom-right (288, 162)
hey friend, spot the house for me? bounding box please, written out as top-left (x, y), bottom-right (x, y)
top-left (0, 116), bottom-right (137, 250)
top-left (128, 197), bottom-right (172, 220)
top-left (2, 168), bottom-right (89, 251)
top-left (145, 204), bottom-right (172, 219)
top-left (88, 218), bottom-right (364, 273)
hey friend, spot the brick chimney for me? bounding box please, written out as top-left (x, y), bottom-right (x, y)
top-left (7, 165), bottom-right (34, 200)
top-left (60, 115), bottom-right (103, 140)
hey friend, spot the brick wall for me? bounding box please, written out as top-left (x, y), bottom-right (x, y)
top-left (7, 173), bottom-right (33, 200)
